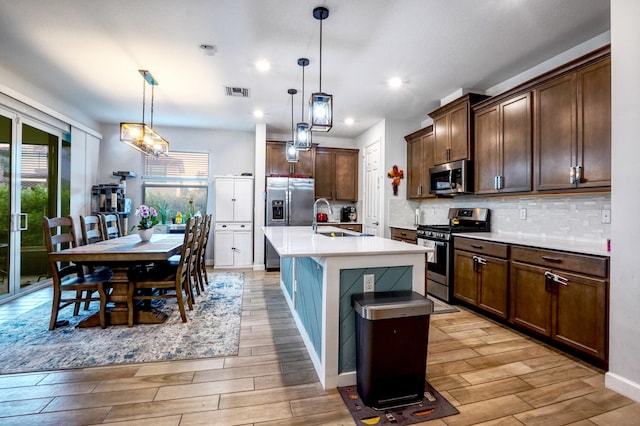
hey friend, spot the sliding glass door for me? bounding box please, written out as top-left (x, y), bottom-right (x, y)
top-left (0, 108), bottom-right (68, 302)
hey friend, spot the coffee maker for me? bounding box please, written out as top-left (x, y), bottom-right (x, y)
top-left (341, 206), bottom-right (357, 222)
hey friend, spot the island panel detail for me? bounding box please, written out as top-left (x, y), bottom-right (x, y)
top-left (295, 257), bottom-right (324, 357)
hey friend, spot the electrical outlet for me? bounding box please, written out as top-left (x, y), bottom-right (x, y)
top-left (601, 209), bottom-right (611, 224)
top-left (519, 208), bottom-right (527, 220)
top-left (364, 274), bottom-right (375, 292)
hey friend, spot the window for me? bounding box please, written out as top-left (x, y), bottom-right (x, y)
top-left (141, 151), bottom-right (209, 223)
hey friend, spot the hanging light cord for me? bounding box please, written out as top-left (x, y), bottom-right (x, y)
top-left (291, 91), bottom-right (295, 140)
top-left (301, 64), bottom-right (305, 120)
top-left (151, 84), bottom-right (155, 129)
top-left (141, 78), bottom-right (146, 124)
top-left (319, 16), bottom-right (323, 92)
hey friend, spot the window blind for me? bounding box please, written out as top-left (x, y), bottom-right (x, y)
top-left (141, 151), bottom-right (209, 186)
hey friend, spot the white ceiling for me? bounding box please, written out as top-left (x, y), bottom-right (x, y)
top-left (0, 0), bottom-right (610, 138)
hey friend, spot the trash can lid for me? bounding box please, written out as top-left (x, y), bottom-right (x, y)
top-left (351, 290), bottom-right (434, 320)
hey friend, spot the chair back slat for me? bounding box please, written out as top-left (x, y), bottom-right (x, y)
top-left (100, 214), bottom-right (122, 239)
top-left (80, 215), bottom-right (104, 245)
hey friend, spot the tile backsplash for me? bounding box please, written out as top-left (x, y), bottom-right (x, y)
top-left (388, 192), bottom-right (611, 243)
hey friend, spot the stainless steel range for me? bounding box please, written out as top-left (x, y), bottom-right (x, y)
top-left (417, 208), bottom-right (490, 302)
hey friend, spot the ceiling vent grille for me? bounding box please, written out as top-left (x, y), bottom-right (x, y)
top-left (225, 86), bottom-right (250, 97)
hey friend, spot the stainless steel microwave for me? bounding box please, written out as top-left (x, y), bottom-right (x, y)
top-left (429, 159), bottom-right (473, 196)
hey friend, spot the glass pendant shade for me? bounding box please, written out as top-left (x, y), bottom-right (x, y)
top-left (295, 122), bottom-right (312, 150)
top-left (120, 122), bottom-right (169, 157)
top-left (310, 92), bottom-right (333, 132)
top-left (286, 140), bottom-right (299, 162)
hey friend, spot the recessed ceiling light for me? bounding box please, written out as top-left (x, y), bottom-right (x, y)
top-left (388, 77), bottom-right (402, 88)
top-left (253, 110), bottom-right (264, 118)
top-left (344, 117), bottom-right (355, 125)
top-left (255, 59), bottom-right (271, 72)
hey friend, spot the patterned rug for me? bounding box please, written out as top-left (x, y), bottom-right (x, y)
top-left (0, 272), bottom-right (243, 375)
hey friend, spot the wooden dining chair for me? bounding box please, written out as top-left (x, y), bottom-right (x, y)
top-left (196, 214), bottom-right (212, 291)
top-left (80, 215), bottom-right (104, 245)
top-left (43, 216), bottom-right (114, 330)
top-left (126, 217), bottom-right (196, 327)
top-left (100, 213), bottom-right (122, 240)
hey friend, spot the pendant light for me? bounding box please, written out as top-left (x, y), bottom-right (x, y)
top-left (309, 6), bottom-right (333, 132)
top-left (295, 58), bottom-right (312, 150)
top-left (286, 88), bottom-right (299, 163)
top-left (120, 70), bottom-right (169, 157)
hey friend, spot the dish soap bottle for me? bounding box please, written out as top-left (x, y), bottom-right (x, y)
top-left (175, 211), bottom-right (182, 224)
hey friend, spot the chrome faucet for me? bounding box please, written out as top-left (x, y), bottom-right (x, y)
top-left (312, 198), bottom-right (333, 233)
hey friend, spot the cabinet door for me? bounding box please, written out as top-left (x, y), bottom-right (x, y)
top-left (433, 115), bottom-right (450, 165)
top-left (474, 106), bottom-right (500, 194)
top-left (448, 103), bottom-right (470, 162)
top-left (478, 257), bottom-right (509, 319)
top-left (214, 230), bottom-right (234, 267)
top-left (314, 150), bottom-right (334, 199)
top-left (233, 178), bottom-right (254, 222)
top-left (577, 58), bottom-right (611, 189)
top-left (295, 148), bottom-right (316, 177)
top-left (406, 136), bottom-right (423, 199)
top-left (334, 150), bottom-right (358, 201)
top-left (509, 261), bottom-right (552, 336)
top-left (453, 250), bottom-right (477, 305)
top-left (214, 178), bottom-right (235, 223)
top-left (552, 270), bottom-right (607, 361)
top-left (535, 74), bottom-right (577, 191)
top-left (266, 142), bottom-right (290, 176)
top-left (501, 93), bottom-right (532, 193)
top-left (233, 231), bottom-right (253, 266)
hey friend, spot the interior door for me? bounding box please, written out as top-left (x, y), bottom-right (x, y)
top-left (363, 140), bottom-right (381, 236)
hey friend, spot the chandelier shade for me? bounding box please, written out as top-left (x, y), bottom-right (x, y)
top-left (120, 70), bottom-right (169, 157)
top-left (295, 58), bottom-right (312, 150)
top-left (310, 6), bottom-right (333, 132)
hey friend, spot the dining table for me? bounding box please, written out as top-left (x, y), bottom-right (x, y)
top-left (48, 233), bottom-right (184, 327)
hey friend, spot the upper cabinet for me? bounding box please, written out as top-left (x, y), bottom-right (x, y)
top-left (429, 93), bottom-right (489, 165)
top-left (474, 93), bottom-right (532, 194)
top-left (404, 126), bottom-right (435, 199)
top-left (266, 141), bottom-right (316, 177)
top-left (315, 147), bottom-right (359, 201)
top-left (534, 55), bottom-right (611, 191)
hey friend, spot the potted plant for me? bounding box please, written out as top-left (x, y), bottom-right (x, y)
top-left (132, 204), bottom-right (159, 241)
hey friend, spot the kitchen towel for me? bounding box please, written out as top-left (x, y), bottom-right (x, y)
top-left (422, 239), bottom-right (437, 263)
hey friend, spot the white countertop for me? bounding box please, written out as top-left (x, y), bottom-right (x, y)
top-left (455, 232), bottom-right (610, 257)
top-left (263, 226), bottom-right (430, 257)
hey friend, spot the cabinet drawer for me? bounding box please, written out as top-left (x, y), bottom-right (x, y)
top-left (511, 246), bottom-right (607, 278)
top-left (455, 237), bottom-right (508, 259)
top-left (390, 228), bottom-right (417, 244)
top-left (215, 223), bottom-right (252, 231)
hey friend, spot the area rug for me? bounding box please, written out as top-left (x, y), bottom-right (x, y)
top-left (339, 381), bottom-right (459, 425)
top-left (0, 272), bottom-right (243, 375)
top-left (428, 295), bottom-right (459, 314)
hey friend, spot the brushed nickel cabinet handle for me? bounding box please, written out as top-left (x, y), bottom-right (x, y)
top-left (541, 256), bottom-right (562, 263)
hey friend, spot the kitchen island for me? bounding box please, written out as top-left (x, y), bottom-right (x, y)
top-left (263, 225), bottom-right (430, 389)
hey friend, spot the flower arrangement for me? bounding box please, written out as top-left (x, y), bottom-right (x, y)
top-left (133, 204), bottom-right (159, 230)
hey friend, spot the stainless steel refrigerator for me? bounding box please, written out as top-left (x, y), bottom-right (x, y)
top-left (265, 177), bottom-right (315, 270)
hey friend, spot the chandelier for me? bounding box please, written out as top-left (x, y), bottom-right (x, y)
top-left (309, 6), bottom-right (333, 132)
top-left (120, 70), bottom-right (169, 157)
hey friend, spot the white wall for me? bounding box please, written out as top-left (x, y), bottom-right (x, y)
top-left (606, 0), bottom-right (640, 402)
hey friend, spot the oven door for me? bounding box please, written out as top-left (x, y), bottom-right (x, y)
top-left (418, 237), bottom-right (450, 301)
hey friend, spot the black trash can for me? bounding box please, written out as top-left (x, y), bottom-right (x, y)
top-left (351, 290), bottom-right (433, 410)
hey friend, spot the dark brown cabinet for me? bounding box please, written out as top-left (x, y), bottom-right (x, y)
top-left (429, 93), bottom-right (489, 165)
top-left (509, 246), bottom-right (608, 363)
top-left (319, 223), bottom-right (362, 233)
top-left (266, 141), bottom-right (315, 177)
top-left (390, 227), bottom-right (417, 244)
top-left (534, 56), bottom-right (611, 191)
top-left (404, 126), bottom-right (434, 199)
top-left (474, 93), bottom-right (532, 194)
top-left (315, 147), bottom-right (358, 201)
top-left (453, 238), bottom-right (509, 319)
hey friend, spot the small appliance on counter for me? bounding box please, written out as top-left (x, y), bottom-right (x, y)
top-left (341, 206), bottom-right (357, 222)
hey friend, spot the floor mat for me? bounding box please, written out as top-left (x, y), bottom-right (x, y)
top-left (339, 380), bottom-right (459, 425)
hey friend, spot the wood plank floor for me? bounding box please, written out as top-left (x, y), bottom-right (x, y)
top-left (0, 270), bottom-right (639, 425)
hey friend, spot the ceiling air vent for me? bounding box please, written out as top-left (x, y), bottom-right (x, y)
top-left (225, 86), bottom-right (250, 98)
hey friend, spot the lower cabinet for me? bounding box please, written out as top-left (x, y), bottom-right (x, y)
top-left (318, 223), bottom-right (363, 233)
top-left (452, 238), bottom-right (609, 366)
top-left (510, 246), bottom-right (608, 362)
top-left (214, 223), bottom-right (252, 267)
top-left (453, 238), bottom-right (509, 319)
top-left (390, 227), bottom-right (417, 244)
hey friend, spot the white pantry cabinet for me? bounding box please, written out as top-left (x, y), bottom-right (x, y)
top-left (214, 176), bottom-right (254, 268)
top-left (214, 176), bottom-right (253, 223)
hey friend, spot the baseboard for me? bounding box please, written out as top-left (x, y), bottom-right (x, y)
top-left (253, 263), bottom-right (265, 271)
top-left (605, 371), bottom-right (640, 402)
